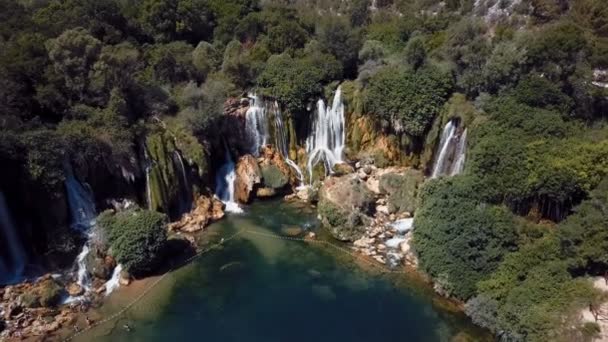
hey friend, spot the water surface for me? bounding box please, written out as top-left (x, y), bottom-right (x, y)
top-left (77, 200), bottom-right (488, 342)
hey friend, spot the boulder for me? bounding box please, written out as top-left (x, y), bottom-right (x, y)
top-left (333, 163), bottom-right (355, 176)
top-left (281, 226), bottom-right (303, 237)
top-left (66, 283), bottom-right (84, 297)
top-left (168, 195), bottom-right (225, 233)
top-left (260, 146), bottom-right (296, 187)
top-left (318, 174), bottom-right (375, 241)
top-left (256, 187), bottom-right (276, 198)
top-left (234, 154), bottom-right (262, 203)
top-left (261, 164), bottom-right (289, 190)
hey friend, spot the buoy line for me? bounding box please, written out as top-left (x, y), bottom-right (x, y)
top-left (63, 228), bottom-right (409, 341)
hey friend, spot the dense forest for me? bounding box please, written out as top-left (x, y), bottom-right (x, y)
top-left (1, 0), bottom-right (608, 340)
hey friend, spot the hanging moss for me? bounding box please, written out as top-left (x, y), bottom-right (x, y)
top-left (145, 131), bottom-right (180, 213)
top-left (287, 115), bottom-right (298, 161)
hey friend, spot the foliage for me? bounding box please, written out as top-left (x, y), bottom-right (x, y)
top-left (364, 65), bottom-right (453, 136)
top-left (45, 28), bottom-right (102, 102)
top-left (257, 53), bottom-right (340, 115)
top-left (404, 36), bottom-right (426, 70)
top-left (413, 176), bottom-right (518, 299)
top-left (98, 208), bottom-right (168, 277)
top-left (560, 178), bottom-right (608, 271)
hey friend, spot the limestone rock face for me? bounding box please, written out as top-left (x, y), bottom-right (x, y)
top-left (318, 174), bottom-right (375, 241)
top-left (168, 195), bottom-right (225, 233)
top-left (234, 154), bottom-right (262, 203)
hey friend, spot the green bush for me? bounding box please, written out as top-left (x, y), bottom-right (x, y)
top-left (98, 208), bottom-right (168, 277)
top-left (413, 176), bottom-right (518, 299)
top-left (364, 65), bottom-right (453, 137)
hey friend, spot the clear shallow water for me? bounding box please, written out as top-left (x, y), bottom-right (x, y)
top-left (77, 200), bottom-right (489, 342)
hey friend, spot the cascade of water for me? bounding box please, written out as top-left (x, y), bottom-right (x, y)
top-left (431, 120), bottom-right (467, 178)
top-left (245, 94), bottom-right (270, 156)
top-left (104, 263), bottom-right (123, 296)
top-left (173, 151), bottom-right (192, 213)
top-left (75, 243), bottom-right (91, 291)
top-left (0, 191), bottom-right (27, 284)
top-left (65, 166), bottom-right (96, 231)
top-left (450, 128), bottom-right (468, 176)
top-left (215, 146), bottom-right (243, 213)
top-left (270, 101), bottom-right (305, 186)
top-left (145, 165), bottom-right (153, 210)
top-left (431, 121), bottom-right (457, 178)
top-left (305, 86), bottom-right (345, 182)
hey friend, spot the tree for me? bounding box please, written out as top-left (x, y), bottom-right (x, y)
top-left (571, 0), bottom-right (608, 37)
top-left (98, 208), bottom-right (168, 277)
top-left (560, 178), bottom-right (608, 271)
top-left (413, 176), bottom-right (518, 300)
top-left (316, 16), bottom-right (362, 78)
top-left (192, 41), bottom-right (220, 78)
top-left (92, 42), bottom-right (141, 94)
top-left (45, 28), bottom-right (102, 103)
top-left (404, 36), bottom-right (426, 70)
top-left (257, 53), bottom-right (340, 115)
top-left (349, 0), bottom-right (370, 27)
top-left (364, 65), bottom-right (453, 136)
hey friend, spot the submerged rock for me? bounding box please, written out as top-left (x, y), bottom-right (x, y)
top-left (318, 174), bottom-right (375, 241)
top-left (281, 226), bottom-right (303, 237)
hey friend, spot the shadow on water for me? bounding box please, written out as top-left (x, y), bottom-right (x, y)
top-left (75, 199), bottom-right (491, 342)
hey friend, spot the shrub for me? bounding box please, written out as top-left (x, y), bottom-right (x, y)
top-left (413, 176), bottom-right (518, 299)
top-left (98, 208), bottom-right (168, 277)
top-left (364, 65), bottom-right (453, 136)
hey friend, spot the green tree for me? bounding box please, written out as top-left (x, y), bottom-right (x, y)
top-left (560, 178), bottom-right (608, 271)
top-left (45, 28), bottom-right (102, 102)
top-left (192, 41), bottom-right (220, 78)
top-left (98, 208), bottom-right (168, 277)
top-left (316, 16), bottom-right (361, 77)
top-left (404, 36), bottom-right (426, 70)
top-left (413, 176), bottom-right (518, 300)
top-left (364, 65), bottom-right (453, 136)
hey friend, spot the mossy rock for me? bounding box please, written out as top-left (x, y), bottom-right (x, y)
top-left (261, 164), bottom-right (289, 189)
top-left (318, 198), bottom-right (370, 241)
top-left (38, 279), bottom-right (64, 307)
top-left (379, 169), bottom-right (424, 214)
top-left (20, 292), bottom-right (41, 308)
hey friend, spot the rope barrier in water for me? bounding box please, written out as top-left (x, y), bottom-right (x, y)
top-left (63, 228), bottom-right (246, 341)
top-left (62, 228), bottom-right (409, 341)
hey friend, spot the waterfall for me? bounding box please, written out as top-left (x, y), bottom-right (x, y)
top-left (65, 166), bottom-right (96, 231)
top-left (245, 94), bottom-right (270, 156)
top-left (104, 263), bottom-right (123, 296)
top-left (0, 191), bottom-right (27, 284)
top-left (74, 243), bottom-right (91, 291)
top-left (450, 128), bottom-right (467, 176)
top-left (215, 147), bottom-right (243, 213)
top-left (173, 151), bottom-right (192, 214)
top-left (305, 86), bottom-right (345, 182)
top-left (145, 165), bottom-right (153, 210)
top-left (270, 100), bottom-right (305, 186)
top-left (63, 240), bottom-right (92, 304)
top-left (431, 120), bottom-right (467, 178)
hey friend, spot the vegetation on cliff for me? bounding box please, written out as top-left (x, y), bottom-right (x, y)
top-left (1, 0), bottom-right (608, 340)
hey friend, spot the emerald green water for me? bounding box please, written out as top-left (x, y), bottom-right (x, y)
top-left (77, 200), bottom-right (488, 342)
